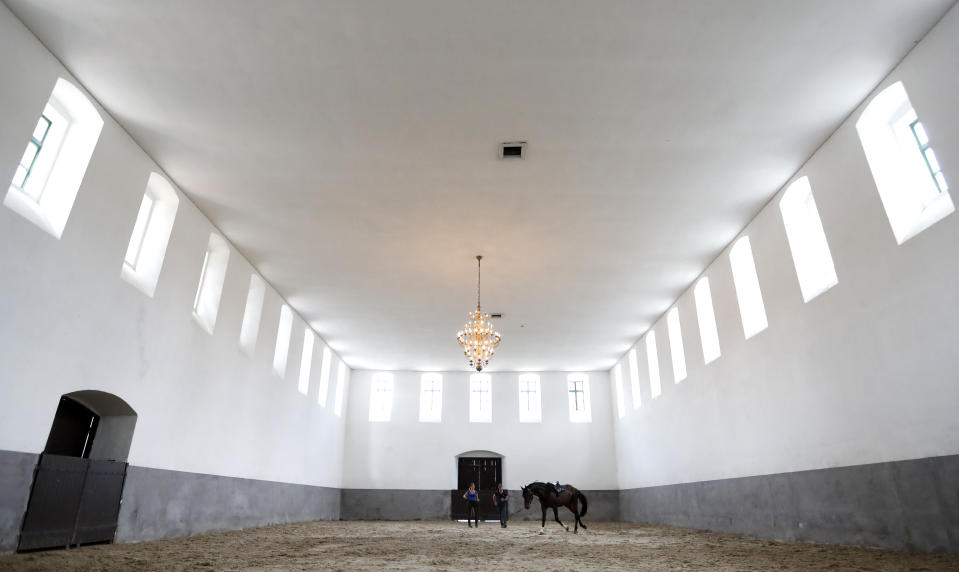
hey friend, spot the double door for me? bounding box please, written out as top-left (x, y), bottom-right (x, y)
top-left (451, 457), bottom-right (501, 520)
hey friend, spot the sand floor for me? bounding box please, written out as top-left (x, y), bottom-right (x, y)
top-left (1, 520), bottom-right (957, 571)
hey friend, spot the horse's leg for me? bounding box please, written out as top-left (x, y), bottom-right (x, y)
top-left (553, 506), bottom-right (568, 531)
top-left (540, 504), bottom-right (547, 534)
top-left (570, 500), bottom-right (579, 534)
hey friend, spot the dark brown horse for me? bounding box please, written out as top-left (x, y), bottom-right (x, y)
top-left (521, 481), bottom-right (588, 533)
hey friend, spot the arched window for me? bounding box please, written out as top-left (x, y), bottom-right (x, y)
top-left (273, 305), bottom-right (293, 378)
top-left (694, 277), bottom-right (721, 364)
top-left (646, 333), bottom-right (662, 399)
top-left (334, 361), bottom-right (348, 416)
top-left (297, 329), bottom-right (315, 395)
top-left (419, 373), bottom-right (443, 423)
top-left (369, 372), bottom-right (393, 422)
top-left (121, 173), bottom-right (179, 297)
top-left (192, 233), bottom-right (230, 334)
top-left (518, 373), bottom-right (542, 423)
top-left (667, 307), bottom-right (687, 383)
top-left (730, 236), bottom-right (768, 339)
top-left (627, 348), bottom-right (642, 408)
top-left (5, 78), bottom-right (104, 238)
top-left (317, 345), bottom-right (332, 406)
top-left (779, 177), bottom-right (837, 302)
top-left (856, 81), bottom-right (952, 244)
top-left (239, 275), bottom-right (266, 356)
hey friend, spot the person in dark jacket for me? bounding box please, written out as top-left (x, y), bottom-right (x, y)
top-left (493, 483), bottom-right (510, 528)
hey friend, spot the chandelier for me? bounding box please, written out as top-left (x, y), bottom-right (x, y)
top-left (456, 255), bottom-right (502, 371)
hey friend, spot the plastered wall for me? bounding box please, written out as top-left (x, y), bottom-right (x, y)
top-left (610, 3), bottom-right (959, 490)
top-left (342, 371), bottom-right (618, 490)
top-left (0, 3), bottom-right (347, 488)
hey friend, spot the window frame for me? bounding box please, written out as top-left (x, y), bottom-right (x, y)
top-left (518, 373), bottom-right (542, 423)
top-left (419, 373), bottom-right (443, 423)
top-left (566, 373), bottom-right (592, 423)
top-left (369, 372), bottom-right (394, 422)
top-left (469, 373), bottom-right (493, 423)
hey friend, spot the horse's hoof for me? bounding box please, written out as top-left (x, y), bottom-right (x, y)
top-left (574, 529), bottom-right (578, 534)
top-left (565, 527), bottom-right (569, 532)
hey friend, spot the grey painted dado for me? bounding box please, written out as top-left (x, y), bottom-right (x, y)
top-left (116, 466), bottom-right (340, 543)
top-left (620, 454), bottom-right (959, 553)
top-left (342, 489), bottom-right (451, 520)
top-left (342, 488), bottom-right (619, 522)
top-left (0, 451), bottom-right (37, 552)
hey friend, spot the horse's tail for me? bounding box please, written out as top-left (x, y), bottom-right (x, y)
top-left (578, 491), bottom-right (588, 517)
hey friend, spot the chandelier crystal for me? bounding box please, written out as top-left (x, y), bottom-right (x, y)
top-left (456, 255), bottom-right (502, 371)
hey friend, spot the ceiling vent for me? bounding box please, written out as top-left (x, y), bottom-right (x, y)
top-left (500, 142), bottom-right (526, 160)
top-left (489, 313), bottom-right (503, 319)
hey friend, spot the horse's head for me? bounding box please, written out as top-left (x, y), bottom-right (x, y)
top-left (521, 485), bottom-right (534, 509)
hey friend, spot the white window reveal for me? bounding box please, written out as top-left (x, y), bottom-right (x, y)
top-left (667, 308), bottom-right (687, 383)
top-left (730, 236), bottom-right (768, 339)
top-left (192, 233), bottom-right (230, 335)
top-left (369, 372), bottom-right (394, 422)
top-left (646, 333), bottom-right (662, 399)
top-left (627, 348), bottom-right (642, 408)
top-left (612, 364), bottom-right (625, 419)
top-left (5, 78), bottom-right (104, 238)
top-left (419, 373), bottom-right (443, 423)
top-left (120, 173), bottom-right (179, 297)
top-left (779, 177), bottom-right (838, 302)
top-left (856, 81), bottom-right (953, 244)
top-left (239, 275), bottom-right (266, 356)
top-left (694, 277), bottom-right (721, 364)
top-left (317, 345), bottom-right (332, 406)
top-left (518, 373), bottom-right (542, 423)
top-left (469, 373), bottom-right (492, 423)
top-left (297, 328), bottom-right (315, 395)
top-left (334, 360), bottom-right (347, 417)
top-left (567, 374), bottom-right (592, 423)
top-left (273, 305), bottom-right (293, 378)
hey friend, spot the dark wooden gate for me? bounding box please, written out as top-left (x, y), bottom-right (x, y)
top-left (451, 457), bottom-right (501, 520)
top-left (18, 455), bottom-right (128, 551)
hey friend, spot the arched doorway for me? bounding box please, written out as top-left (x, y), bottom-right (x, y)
top-left (451, 450), bottom-right (503, 521)
top-left (18, 391), bottom-right (136, 551)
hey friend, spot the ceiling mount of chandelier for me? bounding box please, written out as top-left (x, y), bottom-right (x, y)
top-left (456, 255), bottom-right (502, 372)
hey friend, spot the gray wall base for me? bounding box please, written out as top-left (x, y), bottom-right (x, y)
top-left (341, 489), bottom-right (619, 522)
top-left (0, 451), bottom-right (37, 553)
top-left (620, 454), bottom-right (959, 554)
top-left (117, 466), bottom-right (341, 543)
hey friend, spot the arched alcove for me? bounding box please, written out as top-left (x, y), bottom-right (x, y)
top-left (44, 390), bottom-right (137, 463)
top-left (452, 450), bottom-right (504, 521)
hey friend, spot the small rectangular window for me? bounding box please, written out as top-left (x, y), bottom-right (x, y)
top-left (317, 345), bottom-right (332, 406)
top-left (627, 348), bottom-right (642, 408)
top-left (613, 364), bottom-right (625, 419)
top-left (239, 275), bottom-right (266, 356)
top-left (297, 329), bottom-right (314, 395)
top-left (694, 277), bottom-right (721, 364)
top-left (518, 374), bottom-right (542, 423)
top-left (730, 236), bottom-right (768, 339)
top-left (419, 373), bottom-right (443, 423)
top-left (369, 372), bottom-right (393, 422)
top-left (646, 334), bottom-right (662, 399)
top-left (334, 361), bottom-right (347, 417)
top-left (192, 233), bottom-right (230, 334)
top-left (469, 374), bottom-right (492, 423)
top-left (273, 305), bottom-right (293, 378)
top-left (667, 308), bottom-right (687, 383)
top-left (567, 374), bottom-right (591, 422)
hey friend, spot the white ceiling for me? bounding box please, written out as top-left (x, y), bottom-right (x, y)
top-left (5, 0), bottom-right (954, 371)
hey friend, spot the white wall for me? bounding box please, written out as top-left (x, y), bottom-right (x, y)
top-left (611, 5), bottom-right (959, 489)
top-left (0, 4), bottom-right (348, 488)
top-left (343, 371), bottom-right (618, 490)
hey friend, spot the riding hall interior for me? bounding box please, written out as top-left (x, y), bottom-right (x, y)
top-left (0, 0), bottom-right (958, 570)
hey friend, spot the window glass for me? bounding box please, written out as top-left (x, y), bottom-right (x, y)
top-left (518, 374), bottom-right (542, 423)
top-left (419, 373), bottom-right (443, 423)
top-left (730, 236), bottom-right (768, 339)
top-left (567, 374), bottom-right (592, 422)
top-left (469, 374), bottom-right (492, 423)
top-left (779, 177), bottom-right (838, 302)
top-left (646, 333), bottom-right (662, 399)
top-left (369, 372), bottom-right (394, 422)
